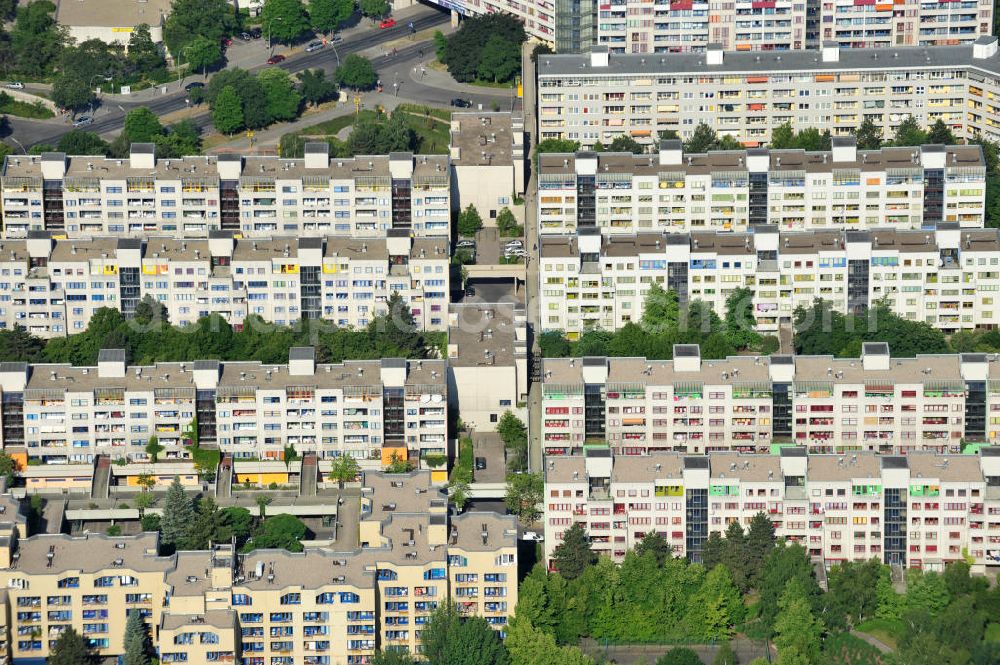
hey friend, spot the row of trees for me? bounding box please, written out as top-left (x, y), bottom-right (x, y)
top-left (793, 299), bottom-right (950, 358)
top-left (436, 14), bottom-right (526, 84)
top-left (261, 0), bottom-right (388, 45)
top-left (528, 516), bottom-right (1000, 665)
top-left (0, 293), bottom-right (445, 367)
top-left (539, 285), bottom-right (777, 359)
top-left (29, 107), bottom-right (203, 159)
top-left (280, 108), bottom-right (417, 159)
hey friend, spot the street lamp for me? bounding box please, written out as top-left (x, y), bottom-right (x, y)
top-left (267, 16), bottom-right (284, 51)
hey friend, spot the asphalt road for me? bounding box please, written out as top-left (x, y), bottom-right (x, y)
top-left (6, 7), bottom-right (451, 148)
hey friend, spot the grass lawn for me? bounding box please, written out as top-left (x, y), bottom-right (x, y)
top-left (854, 619), bottom-right (904, 650)
top-left (469, 79), bottom-right (514, 89)
top-left (300, 110), bottom-right (378, 136)
top-left (0, 95), bottom-right (53, 119)
top-left (293, 105), bottom-right (452, 154)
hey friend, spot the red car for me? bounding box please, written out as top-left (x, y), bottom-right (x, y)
top-left (379, 17), bottom-right (396, 28)
top-left (267, 54), bottom-right (286, 64)
top-left (221, 37), bottom-right (233, 47)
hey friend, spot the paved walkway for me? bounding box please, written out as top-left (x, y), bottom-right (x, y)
top-left (850, 630), bottom-right (894, 654)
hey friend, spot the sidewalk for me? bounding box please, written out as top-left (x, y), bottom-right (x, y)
top-left (412, 64), bottom-right (514, 98)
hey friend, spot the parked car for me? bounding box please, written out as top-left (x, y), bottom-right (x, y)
top-left (221, 37), bottom-right (233, 47)
top-left (379, 17), bottom-right (396, 28)
top-left (505, 239), bottom-right (524, 248)
top-left (475, 457), bottom-right (487, 471)
top-left (456, 240), bottom-right (476, 248)
top-left (451, 98), bottom-right (472, 108)
top-left (267, 54), bottom-right (286, 65)
top-left (249, 27), bottom-right (263, 39)
top-left (5, 82), bottom-right (23, 89)
top-left (521, 531), bottom-right (544, 541)
top-left (72, 116), bottom-right (93, 127)
top-left (306, 40), bottom-right (325, 52)
top-left (465, 285), bottom-right (476, 297)
top-left (330, 34), bottom-right (343, 43)
top-left (240, 32), bottom-right (252, 41)
top-left (184, 81), bottom-right (204, 92)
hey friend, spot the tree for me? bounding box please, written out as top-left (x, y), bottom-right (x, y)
top-left (183, 35), bottom-right (222, 77)
top-left (133, 295), bottom-right (169, 327)
top-left (11, 0), bottom-right (65, 78)
top-left (457, 204), bottom-right (484, 237)
top-left (359, 0), bottom-right (389, 17)
top-left (134, 492), bottom-right (155, 520)
top-left (769, 122), bottom-right (796, 149)
top-left (122, 609), bottom-right (152, 665)
top-left (539, 330), bottom-right (571, 357)
top-left (758, 543), bottom-right (821, 632)
top-left (163, 0), bottom-right (237, 56)
top-left (608, 135), bottom-right (645, 154)
top-left (551, 523), bottom-right (596, 580)
top-left (434, 30), bottom-right (449, 60)
top-left (535, 138), bottom-right (580, 154)
top-left (449, 478), bottom-right (470, 511)
top-left (335, 54), bottom-right (377, 90)
top-left (0, 0), bottom-right (15, 21)
top-left (212, 85), bottom-right (245, 134)
top-left (744, 511), bottom-right (775, 587)
top-left (144, 435), bottom-right (164, 462)
top-left (158, 119), bottom-right (203, 157)
top-left (49, 626), bottom-right (93, 665)
top-left (478, 34), bottom-right (520, 83)
top-left (904, 569), bottom-right (950, 616)
top-left (642, 283), bottom-right (680, 333)
top-left (686, 564), bottom-right (744, 641)
top-left (123, 107), bottom-right (165, 144)
top-left (891, 115), bottom-right (927, 147)
top-left (218, 506), bottom-right (255, 543)
top-left (310, 0), bottom-right (354, 33)
top-left (826, 559), bottom-right (882, 629)
top-left (684, 122), bottom-right (720, 153)
top-left (136, 473), bottom-right (155, 493)
top-left (505, 472), bottom-right (543, 524)
top-left (385, 452), bottom-right (413, 473)
top-left (297, 68), bottom-right (337, 106)
top-left (57, 130), bottom-right (110, 156)
top-left (159, 477), bottom-right (193, 550)
top-left (246, 513), bottom-right (308, 552)
top-left (255, 494), bottom-right (272, 518)
top-left (127, 24), bottom-right (165, 75)
top-left (928, 118), bottom-right (956, 144)
top-left (773, 577), bottom-right (824, 664)
top-left (441, 13), bottom-right (525, 83)
top-left (330, 455), bottom-right (360, 487)
top-left (371, 652), bottom-right (417, 665)
top-left (496, 207), bottom-right (522, 237)
top-left (497, 411), bottom-right (528, 471)
top-left (258, 68), bottom-right (302, 122)
top-left (634, 531), bottom-right (671, 566)
top-left (855, 116), bottom-right (882, 150)
top-left (724, 287), bottom-right (761, 351)
top-left (262, 0), bottom-right (311, 42)
top-left (656, 649), bottom-right (702, 665)
top-left (421, 601), bottom-right (510, 665)
top-left (506, 616), bottom-right (595, 665)
top-left (0, 451), bottom-right (16, 487)
top-left (52, 76), bottom-right (94, 114)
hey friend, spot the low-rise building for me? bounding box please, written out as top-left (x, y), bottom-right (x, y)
top-left (447, 303), bottom-right (529, 432)
top-left (0, 347), bottom-right (447, 466)
top-left (449, 112), bottom-right (526, 226)
top-left (543, 446), bottom-right (1000, 571)
top-left (0, 230), bottom-right (449, 337)
top-left (0, 144), bottom-right (451, 239)
top-left (540, 343), bottom-right (999, 456)
top-left (537, 140), bottom-right (986, 235)
top-left (0, 470), bottom-right (517, 664)
top-left (55, 0), bottom-right (171, 47)
top-left (539, 225), bottom-right (1000, 336)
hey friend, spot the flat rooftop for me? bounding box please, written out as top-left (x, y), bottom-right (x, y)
top-left (448, 304), bottom-right (523, 368)
top-left (10, 532), bottom-right (171, 575)
top-left (450, 112), bottom-right (515, 167)
top-left (55, 0), bottom-right (172, 28)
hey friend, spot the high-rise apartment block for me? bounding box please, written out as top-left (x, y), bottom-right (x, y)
top-left (0, 348), bottom-right (447, 466)
top-left (537, 140), bottom-right (986, 235)
top-left (543, 446), bottom-right (1000, 571)
top-left (0, 230), bottom-right (449, 337)
top-left (537, 37), bottom-right (1000, 148)
top-left (429, 0), bottom-right (991, 52)
top-left (539, 225), bottom-right (1000, 336)
top-left (540, 344), bottom-right (996, 455)
top-left (0, 144), bottom-right (451, 239)
top-left (0, 470), bottom-right (518, 663)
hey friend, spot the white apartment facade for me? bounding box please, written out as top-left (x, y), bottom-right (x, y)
top-left (0, 230), bottom-right (449, 337)
top-left (539, 225), bottom-right (1000, 336)
top-left (0, 349), bottom-right (447, 466)
top-left (540, 344), bottom-right (1000, 456)
top-left (543, 446), bottom-right (1000, 572)
top-left (0, 144), bottom-right (451, 239)
top-left (537, 140), bottom-right (986, 235)
top-left (537, 37), bottom-right (1000, 149)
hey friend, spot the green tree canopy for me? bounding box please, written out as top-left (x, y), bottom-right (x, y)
top-left (56, 130), bottom-right (110, 156)
top-left (505, 472), bottom-right (543, 523)
top-left (246, 513), bottom-right (309, 552)
top-left (551, 523), bottom-right (596, 580)
top-left (262, 0), bottom-right (311, 43)
top-left (183, 35), bottom-right (223, 76)
top-left (297, 68), bottom-right (338, 106)
top-left (123, 609), bottom-right (152, 665)
top-left (49, 626), bottom-right (94, 665)
top-left (212, 85), bottom-right (245, 134)
top-left (159, 477), bottom-right (194, 550)
top-left (309, 0), bottom-right (354, 33)
top-left (124, 107), bottom-right (165, 144)
top-left (441, 13), bottom-right (526, 83)
top-left (163, 0), bottom-right (237, 56)
top-left (421, 601), bottom-right (510, 665)
top-left (52, 75), bottom-right (94, 114)
top-left (774, 577), bottom-right (824, 663)
top-left (855, 116), bottom-right (883, 150)
top-left (656, 648), bottom-right (702, 665)
top-left (478, 34), bottom-right (521, 83)
top-left (259, 68), bottom-right (302, 122)
top-left (335, 54), bottom-right (377, 90)
top-left (359, 0), bottom-right (389, 17)
top-left (457, 204), bottom-right (484, 237)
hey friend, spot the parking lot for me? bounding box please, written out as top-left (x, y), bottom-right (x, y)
top-left (467, 227), bottom-right (527, 266)
top-left (472, 433), bottom-right (507, 483)
top-left (459, 277), bottom-right (524, 304)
